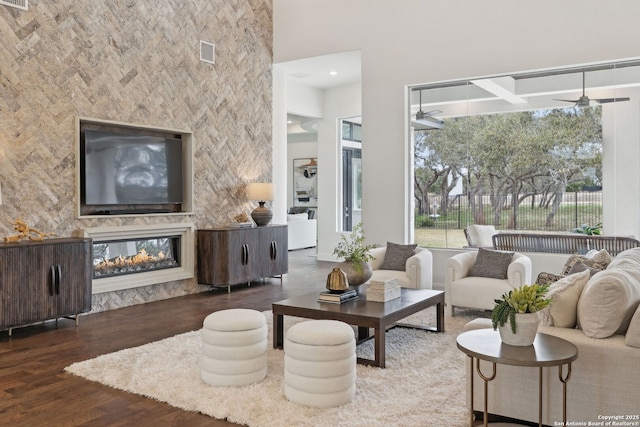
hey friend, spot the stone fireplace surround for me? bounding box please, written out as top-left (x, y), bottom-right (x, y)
top-left (81, 223), bottom-right (195, 294)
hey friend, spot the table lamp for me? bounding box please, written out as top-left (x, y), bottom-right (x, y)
top-left (247, 182), bottom-right (274, 226)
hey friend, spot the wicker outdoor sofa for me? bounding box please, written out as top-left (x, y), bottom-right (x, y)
top-left (492, 232), bottom-right (640, 256)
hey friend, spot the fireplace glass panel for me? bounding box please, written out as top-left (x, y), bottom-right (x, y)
top-left (92, 235), bottom-right (181, 279)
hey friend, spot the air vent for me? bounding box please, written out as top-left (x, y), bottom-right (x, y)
top-left (200, 40), bottom-right (215, 65)
top-left (0, 0), bottom-right (28, 11)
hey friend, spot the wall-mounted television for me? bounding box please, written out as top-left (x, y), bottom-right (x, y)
top-left (78, 118), bottom-right (193, 217)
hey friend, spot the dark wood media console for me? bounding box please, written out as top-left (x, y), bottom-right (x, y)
top-left (0, 237), bottom-right (93, 336)
top-left (197, 225), bottom-right (288, 292)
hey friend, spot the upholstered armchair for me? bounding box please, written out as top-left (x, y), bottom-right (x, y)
top-left (445, 249), bottom-right (532, 316)
top-left (368, 244), bottom-right (433, 289)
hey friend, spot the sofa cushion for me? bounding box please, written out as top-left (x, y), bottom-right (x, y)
top-left (379, 242), bottom-right (417, 271)
top-left (577, 268), bottom-right (640, 338)
top-left (469, 248), bottom-right (513, 280)
top-left (625, 304), bottom-right (640, 348)
top-left (538, 269), bottom-right (590, 328)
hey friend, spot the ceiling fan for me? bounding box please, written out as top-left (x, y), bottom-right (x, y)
top-left (554, 71), bottom-right (630, 107)
top-left (411, 90), bottom-right (443, 130)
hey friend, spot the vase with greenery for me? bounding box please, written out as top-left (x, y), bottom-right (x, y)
top-left (491, 284), bottom-right (552, 346)
top-left (333, 223), bottom-right (377, 288)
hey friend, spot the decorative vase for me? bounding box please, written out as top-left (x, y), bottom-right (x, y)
top-left (326, 267), bottom-right (349, 292)
top-left (498, 312), bottom-right (540, 346)
top-left (337, 259), bottom-right (373, 291)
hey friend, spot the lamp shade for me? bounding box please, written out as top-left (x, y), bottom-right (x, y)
top-left (247, 183), bottom-right (275, 201)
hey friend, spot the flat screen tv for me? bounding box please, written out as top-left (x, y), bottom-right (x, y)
top-left (81, 128), bottom-right (184, 214)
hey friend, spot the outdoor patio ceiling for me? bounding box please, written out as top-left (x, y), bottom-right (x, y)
top-left (410, 59), bottom-right (640, 119)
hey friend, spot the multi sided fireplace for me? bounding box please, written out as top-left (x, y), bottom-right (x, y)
top-left (81, 223), bottom-right (195, 293)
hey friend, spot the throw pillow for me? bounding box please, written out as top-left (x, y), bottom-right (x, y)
top-left (624, 304), bottom-right (640, 348)
top-left (585, 248), bottom-right (614, 264)
top-left (567, 260), bottom-right (602, 277)
top-left (379, 242), bottom-right (417, 271)
top-left (561, 253), bottom-right (610, 276)
top-left (468, 248), bottom-right (514, 280)
top-left (538, 269), bottom-right (590, 328)
top-left (536, 272), bottom-right (564, 286)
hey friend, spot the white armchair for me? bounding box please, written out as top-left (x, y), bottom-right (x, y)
top-left (445, 250), bottom-right (532, 316)
top-left (368, 246), bottom-right (433, 289)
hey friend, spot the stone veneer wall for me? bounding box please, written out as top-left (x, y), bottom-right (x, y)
top-left (0, 1), bottom-right (273, 312)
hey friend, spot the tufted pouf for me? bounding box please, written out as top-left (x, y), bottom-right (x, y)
top-left (200, 308), bottom-right (267, 387)
top-left (284, 319), bottom-right (356, 408)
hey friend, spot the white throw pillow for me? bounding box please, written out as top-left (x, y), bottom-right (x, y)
top-left (538, 269), bottom-right (590, 328)
top-left (287, 213), bottom-right (308, 221)
top-left (625, 304), bottom-right (640, 348)
top-left (577, 269), bottom-right (640, 338)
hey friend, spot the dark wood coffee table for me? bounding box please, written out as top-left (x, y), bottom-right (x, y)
top-left (272, 288), bottom-right (445, 368)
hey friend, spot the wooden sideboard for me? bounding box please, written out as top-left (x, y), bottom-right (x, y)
top-left (0, 237), bottom-right (93, 336)
top-left (197, 225), bottom-right (288, 292)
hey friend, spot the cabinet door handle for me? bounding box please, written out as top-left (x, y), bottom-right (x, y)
top-left (241, 244), bottom-right (249, 265)
top-left (56, 265), bottom-right (62, 295)
top-left (271, 241), bottom-right (277, 260)
top-left (49, 266), bottom-right (56, 296)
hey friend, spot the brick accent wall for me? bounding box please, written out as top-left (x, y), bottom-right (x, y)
top-left (0, 0), bottom-right (273, 311)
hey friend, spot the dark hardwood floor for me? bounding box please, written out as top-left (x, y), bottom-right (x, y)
top-left (0, 248), bottom-right (334, 427)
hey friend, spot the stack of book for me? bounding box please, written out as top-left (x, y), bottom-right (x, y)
top-left (228, 222), bottom-right (254, 228)
top-left (366, 279), bottom-right (401, 302)
top-left (318, 289), bottom-right (358, 304)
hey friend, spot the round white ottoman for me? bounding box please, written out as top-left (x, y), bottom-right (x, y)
top-left (200, 308), bottom-right (267, 387)
top-left (284, 319), bottom-right (356, 408)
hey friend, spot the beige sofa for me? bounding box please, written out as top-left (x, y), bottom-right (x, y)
top-left (463, 248), bottom-right (640, 425)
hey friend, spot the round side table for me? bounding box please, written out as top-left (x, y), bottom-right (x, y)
top-left (456, 329), bottom-right (578, 427)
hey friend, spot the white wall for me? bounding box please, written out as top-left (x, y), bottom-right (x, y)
top-left (602, 91), bottom-right (640, 239)
top-left (272, 66), bottom-right (288, 226)
top-left (317, 82), bottom-right (362, 260)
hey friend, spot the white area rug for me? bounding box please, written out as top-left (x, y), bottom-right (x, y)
top-left (65, 307), bottom-right (477, 427)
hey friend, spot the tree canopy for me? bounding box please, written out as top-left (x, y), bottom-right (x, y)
top-left (414, 106), bottom-right (602, 228)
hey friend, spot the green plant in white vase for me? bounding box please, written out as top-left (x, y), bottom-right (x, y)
top-left (491, 284), bottom-right (552, 346)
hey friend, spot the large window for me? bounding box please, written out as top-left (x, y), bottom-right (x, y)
top-left (410, 60), bottom-right (640, 248)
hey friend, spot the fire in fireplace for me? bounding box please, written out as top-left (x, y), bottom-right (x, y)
top-left (92, 236), bottom-right (180, 279)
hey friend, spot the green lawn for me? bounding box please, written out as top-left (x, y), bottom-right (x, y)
top-left (414, 228), bottom-right (467, 248)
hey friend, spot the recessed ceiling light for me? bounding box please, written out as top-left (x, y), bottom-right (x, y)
top-left (329, 70), bottom-right (338, 76)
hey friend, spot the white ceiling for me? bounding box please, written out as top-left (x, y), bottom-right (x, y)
top-left (282, 50), bottom-right (362, 136)
top-left (282, 54), bottom-right (640, 136)
top-left (280, 50), bottom-right (361, 90)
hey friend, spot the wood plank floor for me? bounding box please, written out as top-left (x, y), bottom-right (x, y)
top-left (0, 249), bottom-right (334, 427)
